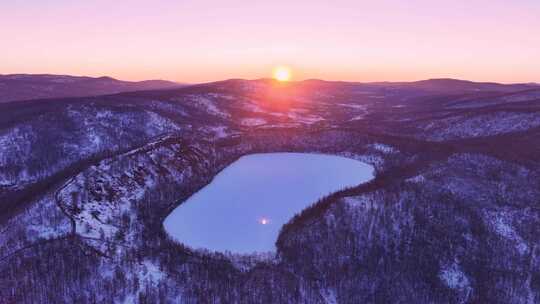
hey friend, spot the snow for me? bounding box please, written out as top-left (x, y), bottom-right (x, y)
top-left (0, 193), bottom-right (71, 249)
top-left (349, 115), bottom-right (366, 121)
top-left (492, 215), bottom-right (514, 238)
top-left (342, 195), bottom-right (379, 210)
top-left (0, 125), bottom-right (37, 185)
top-left (120, 295), bottom-right (136, 304)
top-left (164, 153), bottom-right (374, 254)
top-left (64, 106), bottom-right (180, 157)
top-left (337, 103), bottom-right (367, 110)
top-left (258, 122), bottom-right (302, 129)
top-left (287, 111), bottom-right (325, 124)
top-left (27, 223), bottom-right (63, 240)
top-left (338, 151), bottom-right (384, 169)
top-left (450, 90), bottom-right (540, 109)
top-left (321, 288), bottom-right (338, 304)
top-left (59, 145), bottom-right (159, 240)
top-left (118, 260), bottom-right (166, 303)
top-left (143, 110), bottom-right (181, 135)
top-left (50, 77), bottom-right (77, 83)
top-left (406, 174), bottom-right (425, 183)
top-left (207, 93), bottom-right (235, 100)
top-left (207, 126), bottom-right (229, 138)
top-left (187, 94), bottom-right (229, 118)
top-left (139, 260), bottom-right (165, 285)
top-left (88, 132), bottom-right (102, 147)
top-left (240, 81), bottom-right (268, 93)
top-left (421, 112), bottom-right (540, 141)
top-left (241, 118), bottom-right (266, 126)
top-left (369, 143), bottom-right (396, 154)
top-left (225, 251), bottom-right (276, 271)
top-left (439, 261), bottom-right (470, 290)
top-left (487, 211), bottom-right (529, 255)
top-left (242, 100), bottom-right (265, 113)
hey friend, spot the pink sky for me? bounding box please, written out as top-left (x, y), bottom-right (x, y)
top-left (1, 0), bottom-right (539, 83)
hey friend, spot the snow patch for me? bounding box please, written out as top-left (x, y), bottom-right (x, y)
top-left (488, 211), bottom-right (529, 255)
top-left (337, 103), bottom-right (367, 110)
top-left (439, 261), bottom-right (470, 290)
top-left (288, 111), bottom-right (325, 124)
top-left (321, 288), bottom-right (338, 304)
top-left (349, 114), bottom-right (366, 121)
top-left (242, 100), bottom-right (265, 113)
top-left (0, 125), bottom-right (38, 185)
top-left (342, 196), bottom-right (378, 210)
top-left (187, 94), bottom-right (229, 118)
top-left (369, 143), bottom-right (396, 154)
top-left (406, 175), bottom-right (426, 183)
top-left (241, 118), bottom-right (266, 126)
top-left (139, 260), bottom-right (165, 285)
top-left (422, 112), bottom-right (540, 141)
top-left (207, 126), bottom-right (229, 138)
top-left (225, 252), bottom-right (277, 272)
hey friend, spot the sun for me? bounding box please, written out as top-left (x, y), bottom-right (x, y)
top-left (259, 217), bottom-right (270, 225)
top-left (272, 66), bottom-right (292, 82)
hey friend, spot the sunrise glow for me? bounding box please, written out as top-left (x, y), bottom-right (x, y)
top-left (0, 1), bottom-right (538, 83)
top-left (273, 67), bottom-right (292, 82)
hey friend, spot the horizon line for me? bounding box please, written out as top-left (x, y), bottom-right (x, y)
top-left (1, 72), bottom-right (539, 86)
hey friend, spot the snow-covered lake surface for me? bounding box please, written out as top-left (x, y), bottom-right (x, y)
top-left (164, 153), bottom-right (375, 254)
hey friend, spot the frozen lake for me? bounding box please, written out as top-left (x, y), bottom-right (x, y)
top-left (164, 153), bottom-right (374, 254)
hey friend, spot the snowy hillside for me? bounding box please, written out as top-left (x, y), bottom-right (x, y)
top-left (0, 78), bottom-right (539, 303)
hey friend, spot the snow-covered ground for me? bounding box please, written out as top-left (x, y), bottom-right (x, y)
top-left (185, 94), bottom-right (229, 118)
top-left (420, 112), bottom-right (540, 141)
top-left (241, 118), bottom-right (266, 126)
top-left (2, 78), bottom-right (540, 303)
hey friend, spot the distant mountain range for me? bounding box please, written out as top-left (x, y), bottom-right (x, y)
top-left (1, 74), bottom-right (537, 104)
top-left (366, 78), bottom-right (538, 93)
top-left (0, 74), bottom-right (184, 103)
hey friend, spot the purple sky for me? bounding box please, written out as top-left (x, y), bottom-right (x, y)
top-left (1, 0), bottom-right (539, 83)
